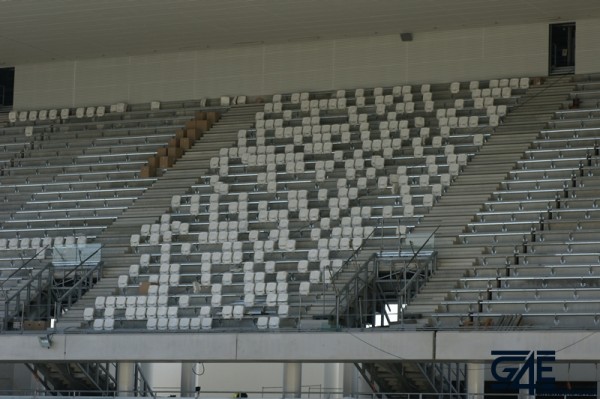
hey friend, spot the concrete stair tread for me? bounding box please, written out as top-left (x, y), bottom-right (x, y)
top-left (56, 106), bottom-right (261, 327)
top-left (404, 77), bottom-right (574, 325)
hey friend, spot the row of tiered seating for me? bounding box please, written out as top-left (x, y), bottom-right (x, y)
top-left (6, 95), bottom-right (247, 127)
top-left (433, 77), bottom-right (600, 328)
top-left (0, 99), bottom-right (231, 235)
top-left (8, 103), bottom-right (128, 124)
top-left (84, 76), bottom-right (530, 331)
top-left (0, 99), bottom-right (228, 313)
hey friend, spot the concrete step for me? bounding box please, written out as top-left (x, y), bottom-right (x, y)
top-left (403, 77), bottom-right (576, 324)
top-left (55, 105), bottom-right (261, 329)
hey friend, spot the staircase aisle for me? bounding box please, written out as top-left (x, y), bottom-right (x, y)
top-left (403, 76), bottom-right (576, 322)
top-left (56, 104), bottom-right (263, 328)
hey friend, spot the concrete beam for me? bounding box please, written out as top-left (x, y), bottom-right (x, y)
top-left (435, 331), bottom-right (600, 362)
top-left (1, 330), bottom-right (598, 363)
top-left (0, 331), bottom-right (433, 362)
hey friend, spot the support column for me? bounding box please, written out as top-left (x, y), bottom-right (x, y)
top-left (597, 364), bottom-right (600, 399)
top-left (519, 389), bottom-right (535, 399)
top-left (343, 363), bottom-right (356, 397)
top-left (283, 363), bottom-right (302, 398)
top-left (356, 366), bottom-right (373, 398)
top-left (117, 362), bottom-right (135, 397)
top-left (180, 363), bottom-right (197, 397)
top-left (324, 363), bottom-right (342, 399)
top-left (467, 363), bottom-right (485, 399)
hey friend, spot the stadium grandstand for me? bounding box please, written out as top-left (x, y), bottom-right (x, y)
top-left (2, 0), bottom-right (600, 397)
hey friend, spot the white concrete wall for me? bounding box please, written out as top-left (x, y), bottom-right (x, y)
top-left (149, 363), bottom-right (348, 398)
top-left (575, 18), bottom-right (600, 75)
top-left (0, 364), bottom-right (39, 393)
top-left (149, 361), bottom-right (600, 396)
top-left (13, 22), bottom-right (550, 110)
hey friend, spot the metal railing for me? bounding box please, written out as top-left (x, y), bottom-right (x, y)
top-left (416, 363), bottom-right (466, 397)
top-left (2, 261), bottom-right (54, 331)
top-left (261, 384), bottom-right (323, 398)
top-left (75, 362), bottom-right (118, 393)
top-left (0, 245), bottom-right (49, 294)
top-left (27, 361), bottom-right (155, 397)
top-left (331, 233), bottom-right (438, 329)
top-left (53, 243), bottom-right (102, 268)
top-left (333, 253), bottom-right (378, 328)
top-left (53, 245), bottom-right (104, 318)
top-left (1, 244), bottom-right (104, 331)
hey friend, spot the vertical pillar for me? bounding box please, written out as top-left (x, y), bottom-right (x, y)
top-left (283, 363), bottom-right (302, 398)
top-left (519, 388), bottom-right (535, 399)
top-left (596, 364), bottom-right (600, 399)
top-left (355, 365), bottom-right (373, 398)
top-left (343, 363), bottom-right (356, 397)
top-left (467, 363), bottom-right (484, 399)
top-left (117, 362), bottom-right (135, 397)
top-left (181, 363), bottom-right (197, 397)
top-left (324, 363), bottom-right (342, 399)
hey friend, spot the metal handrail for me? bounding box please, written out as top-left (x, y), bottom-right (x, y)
top-left (0, 245), bottom-right (49, 291)
top-left (98, 362), bottom-right (118, 392)
top-left (313, 227), bottom-right (379, 322)
top-left (53, 244), bottom-right (104, 316)
top-left (55, 261), bottom-right (103, 317)
top-left (332, 247), bottom-right (438, 328)
top-left (59, 244), bottom-right (103, 282)
top-left (333, 253), bottom-right (380, 328)
top-left (2, 244), bottom-right (103, 330)
top-left (335, 252), bottom-right (378, 304)
top-left (328, 225), bottom-right (379, 297)
top-left (73, 363), bottom-right (104, 393)
top-left (396, 226), bottom-right (439, 290)
top-left (3, 261), bottom-right (54, 330)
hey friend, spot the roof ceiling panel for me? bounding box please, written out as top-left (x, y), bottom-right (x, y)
top-left (0, 0), bottom-right (598, 65)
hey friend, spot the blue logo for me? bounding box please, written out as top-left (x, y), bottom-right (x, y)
top-left (491, 350), bottom-right (555, 394)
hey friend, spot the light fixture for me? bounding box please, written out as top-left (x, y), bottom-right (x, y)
top-left (38, 334), bottom-right (53, 349)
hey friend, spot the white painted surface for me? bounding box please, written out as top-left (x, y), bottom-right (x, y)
top-left (323, 363), bottom-right (343, 398)
top-left (117, 362), bottom-right (135, 396)
top-left (282, 363), bottom-right (302, 398)
top-left (0, 331), bottom-right (432, 362)
top-left (149, 363), bottom-right (326, 398)
top-left (576, 18), bottom-right (600, 74)
top-left (4, 331), bottom-right (600, 362)
top-left (467, 363), bottom-right (484, 399)
top-left (435, 331), bottom-right (600, 362)
top-left (180, 363), bottom-right (197, 397)
top-left (13, 22), bottom-right (549, 109)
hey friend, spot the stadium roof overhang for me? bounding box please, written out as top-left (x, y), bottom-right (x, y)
top-left (1, 0), bottom-right (600, 65)
top-left (0, 330), bottom-right (598, 363)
